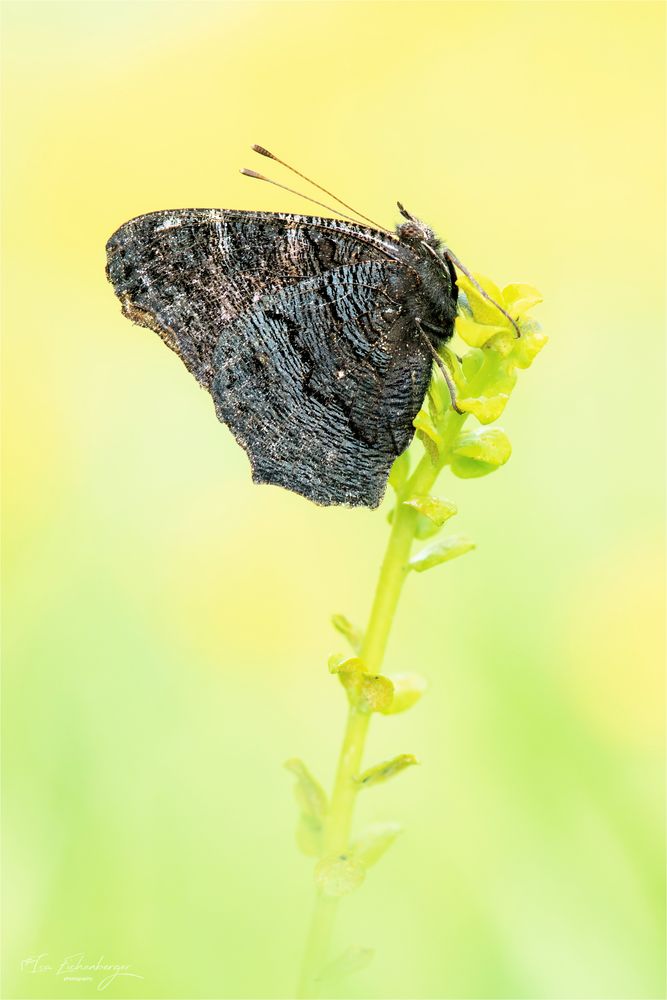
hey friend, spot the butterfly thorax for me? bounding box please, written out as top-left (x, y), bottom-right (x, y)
top-left (394, 219), bottom-right (457, 343)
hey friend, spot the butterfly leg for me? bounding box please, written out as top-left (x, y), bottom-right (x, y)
top-left (416, 317), bottom-right (462, 362)
top-left (414, 318), bottom-right (463, 414)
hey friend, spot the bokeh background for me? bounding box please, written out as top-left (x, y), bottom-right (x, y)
top-left (2, 2), bottom-right (664, 998)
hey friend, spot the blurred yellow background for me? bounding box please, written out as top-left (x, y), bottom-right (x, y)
top-left (2, 2), bottom-right (664, 998)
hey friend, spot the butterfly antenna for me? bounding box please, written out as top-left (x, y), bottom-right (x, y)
top-left (240, 168), bottom-right (374, 227)
top-left (443, 247), bottom-right (521, 337)
top-left (397, 201), bottom-right (416, 221)
top-left (251, 144), bottom-right (391, 234)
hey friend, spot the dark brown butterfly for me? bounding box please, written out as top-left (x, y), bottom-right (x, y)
top-left (106, 147), bottom-right (513, 507)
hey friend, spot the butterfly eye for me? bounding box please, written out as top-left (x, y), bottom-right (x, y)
top-left (397, 221), bottom-right (423, 241)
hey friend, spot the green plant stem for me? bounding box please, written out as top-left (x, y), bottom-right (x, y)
top-left (297, 409), bottom-right (467, 998)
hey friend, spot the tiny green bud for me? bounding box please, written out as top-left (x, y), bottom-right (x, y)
top-left (413, 410), bottom-right (443, 461)
top-left (331, 613), bottom-right (363, 653)
top-left (451, 427), bottom-right (512, 478)
top-left (428, 354), bottom-right (460, 420)
top-left (389, 496), bottom-right (457, 539)
top-left (461, 349), bottom-right (484, 381)
top-left (351, 821), bottom-right (402, 869)
top-left (296, 814), bottom-right (324, 858)
top-left (285, 758), bottom-right (328, 817)
top-left (355, 673), bottom-right (394, 713)
top-left (511, 320), bottom-right (548, 369)
top-left (415, 428), bottom-right (440, 464)
top-left (381, 672), bottom-right (428, 714)
top-left (413, 512), bottom-right (441, 540)
top-left (485, 329), bottom-right (516, 357)
top-left (318, 946), bottom-right (374, 984)
top-left (502, 282), bottom-right (543, 318)
top-left (328, 653), bottom-right (364, 674)
top-left (456, 272), bottom-right (508, 328)
top-left (357, 753), bottom-right (418, 788)
top-left (456, 313), bottom-right (507, 349)
top-left (387, 450), bottom-right (411, 495)
top-left (329, 657), bottom-right (394, 713)
top-left (457, 393), bottom-right (509, 424)
top-left (409, 535), bottom-right (476, 573)
top-left (315, 854), bottom-right (366, 897)
top-left (427, 383), bottom-right (445, 424)
top-left (403, 495), bottom-right (457, 527)
top-left (285, 758), bottom-right (328, 858)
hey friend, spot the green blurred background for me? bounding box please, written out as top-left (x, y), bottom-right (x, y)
top-left (2, 2), bottom-right (664, 998)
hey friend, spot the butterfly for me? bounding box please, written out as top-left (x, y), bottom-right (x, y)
top-left (106, 146), bottom-right (515, 508)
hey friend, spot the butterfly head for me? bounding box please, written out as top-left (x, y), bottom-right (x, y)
top-left (395, 202), bottom-right (441, 250)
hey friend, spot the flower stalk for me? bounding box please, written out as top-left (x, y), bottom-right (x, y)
top-left (291, 273), bottom-right (547, 997)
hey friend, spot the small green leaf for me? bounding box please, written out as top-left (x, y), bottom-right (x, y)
top-left (416, 428), bottom-right (440, 464)
top-left (427, 357), bottom-right (458, 421)
top-left (455, 312), bottom-right (507, 349)
top-left (357, 753), bottom-right (418, 788)
top-left (331, 614), bottom-right (363, 653)
top-left (328, 653), bottom-right (364, 674)
top-left (511, 320), bottom-right (548, 369)
top-left (413, 410), bottom-right (443, 463)
top-left (403, 495), bottom-right (457, 527)
top-left (414, 512), bottom-right (442, 540)
top-left (318, 946), bottom-right (374, 984)
top-left (457, 393), bottom-right (509, 424)
top-left (295, 814), bottom-right (324, 858)
top-left (461, 349), bottom-right (484, 381)
top-left (388, 450), bottom-right (411, 495)
top-left (483, 355), bottom-right (518, 395)
top-left (409, 536), bottom-right (476, 572)
top-left (451, 428), bottom-right (512, 479)
top-left (354, 674), bottom-right (394, 713)
top-left (502, 282), bottom-right (543, 318)
top-left (315, 854), bottom-right (365, 897)
top-left (389, 498), bottom-right (454, 539)
top-left (413, 409), bottom-right (441, 444)
top-left (285, 758), bottom-right (328, 857)
top-left (450, 456), bottom-right (506, 479)
top-left (381, 672), bottom-right (428, 714)
top-left (427, 382), bottom-right (444, 424)
top-left (285, 758), bottom-right (328, 820)
top-left (485, 329), bottom-right (516, 357)
top-left (351, 821), bottom-right (402, 869)
top-left (329, 657), bottom-right (394, 713)
top-left (456, 272), bottom-right (509, 328)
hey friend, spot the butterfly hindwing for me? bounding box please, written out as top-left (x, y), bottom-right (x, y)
top-left (210, 262), bottom-right (433, 506)
top-left (106, 209), bottom-right (434, 507)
